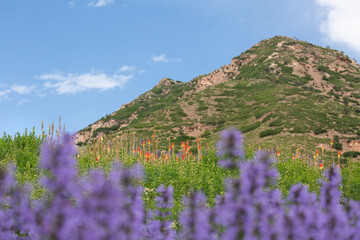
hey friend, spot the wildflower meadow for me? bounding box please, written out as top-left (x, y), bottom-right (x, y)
top-left (1, 126), bottom-right (360, 239)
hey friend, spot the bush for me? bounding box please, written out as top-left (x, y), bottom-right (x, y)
top-left (313, 127), bottom-right (327, 135)
top-left (269, 118), bottom-right (284, 127)
top-left (342, 151), bottom-right (360, 158)
top-left (240, 122), bottom-right (261, 133)
top-left (333, 135), bottom-right (343, 150)
top-left (259, 127), bottom-right (283, 138)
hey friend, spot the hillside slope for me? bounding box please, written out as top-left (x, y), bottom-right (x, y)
top-left (76, 36), bottom-right (360, 153)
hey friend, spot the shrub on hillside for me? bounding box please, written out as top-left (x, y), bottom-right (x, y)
top-left (259, 127), bottom-right (283, 138)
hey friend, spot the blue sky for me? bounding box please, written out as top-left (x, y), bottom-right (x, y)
top-left (1, 0), bottom-right (360, 136)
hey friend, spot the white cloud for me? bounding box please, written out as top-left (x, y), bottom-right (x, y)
top-left (37, 70), bottom-right (132, 94)
top-left (11, 85), bottom-right (35, 94)
top-left (0, 84), bottom-right (35, 102)
top-left (0, 89), bottom-right (11, 101)
top-left (88, 0), bottom-right (114, 7)
top-left (315, 0), bottom-right (360, 52)
top-left (17, 99), bottom-right (31, 106)
top-left (118, 65), bottom-right (136, 72)
top-left (69, 1), bottom-right (75, 8)
top-left (152, 54), bottom-right (182, 63)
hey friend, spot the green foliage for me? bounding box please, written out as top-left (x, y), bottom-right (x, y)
top-left (342, 151), bottom-right (360, 158)
top-left (333, 135), bottom-right (343, 150)
top-left (152, 86), bottom-right (163, 94)
top-left (276, 160), bottom-right (322, 196)
top-left (0, 129), bottom-right (42, 184)
top-left (261, 113), bottom-right (275, 123)
top-left (289, 125), bottom-right (308, 133)
top-left (269, 118), bottom-right (284, 127)
top-left (259, 127), bottom-right (283, 138)
top-left (197, 104), bottom-right (209, 111)
top-left (313, 127), bottom-right (327, 135)
top-left (317, 65), bottom-right (328, 72)
top-left (342, 162), bottom-right (360, 201)
top-left (239, 122), bottom-right (261, 133)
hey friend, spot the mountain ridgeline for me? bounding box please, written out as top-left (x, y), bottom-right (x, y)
top-left (76, 36), bottom-right (360, 154)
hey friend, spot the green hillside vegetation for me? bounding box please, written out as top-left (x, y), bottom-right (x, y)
top-left (76, 36), bottom-right (360, 164)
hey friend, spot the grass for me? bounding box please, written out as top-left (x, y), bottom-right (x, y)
top-left (3, 128), bottom-right (360, 209)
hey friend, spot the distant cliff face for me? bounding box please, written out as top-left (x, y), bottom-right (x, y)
top-left (76, 36), bottom-right (360, 153)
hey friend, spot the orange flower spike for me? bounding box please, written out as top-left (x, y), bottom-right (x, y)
top-left (137, 147), bottom-right (140, 153)
top-left (197, 138), bottom-right (199, 143)
top-left (277, 150), bottom-right (280, 157)
top-left (96, 157), bottom-right (98, 162)
top-left (316, 149), bottom-right (319, 157)
top-left (186, 141), bottom-right (189, 148)
top-left (331, 140), bottom-right (334, 146)
top-left (182, 154), bottom-right (185, 161)
top-left (320, 163), bottom-right (323, 169)
top-left (338, 150), bottom-right (341, 157)
top-left (198, 144), bottom-right (201, 151)
top-left (148, 139), bottom-right (151, 145)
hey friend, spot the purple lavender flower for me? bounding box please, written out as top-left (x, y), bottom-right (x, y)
top-left (217, 127), bottom-right (244, 169)
top-left (215, 150), bottom-right (282, 239)
top-left (33, 134), bottom-right (80, 240)
top-left (317, 166), bottom-right (350, 239)
top-left (0, 166), bottom-right (17, 240)
top-left (8, 184), bottom-right (35, 239)
top-left (217, 127), bottom-right (244, 159)
top-left (2, 126), bottom-right (360, 239)
top-left (345, 200), bottom-right (360, 239)
top-left (146, 185), bottom-right (175, 240)
top-left (179, 192), bottom-right (217, 240)
top-left (76, 162), bottom-right (145, 240)
top-left (284, 183), bottom-right (320, 239)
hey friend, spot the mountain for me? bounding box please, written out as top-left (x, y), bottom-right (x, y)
top-left (76, 36), bottom-right (360, 154)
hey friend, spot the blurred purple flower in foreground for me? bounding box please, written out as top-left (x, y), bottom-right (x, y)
top-left (0, 128), bottom-right (360, 239)
top-left (217, 127), bottom-right (244, 169)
